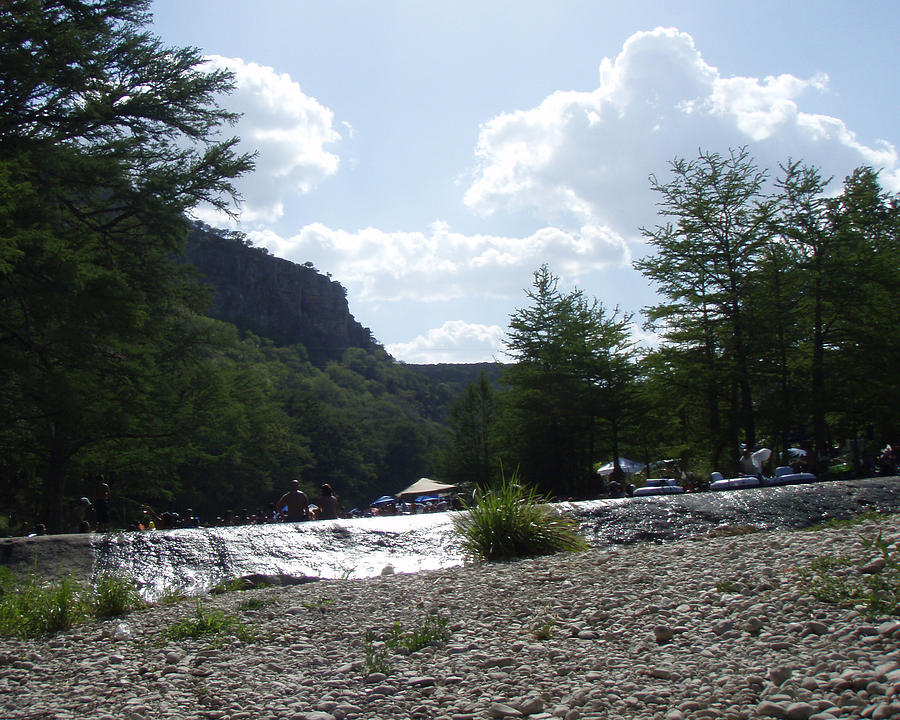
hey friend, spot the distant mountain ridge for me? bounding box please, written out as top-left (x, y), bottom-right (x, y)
top-left (182, 224), bottom-right (376, 364)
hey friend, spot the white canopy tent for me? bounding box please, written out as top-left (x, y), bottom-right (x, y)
top-left (396, 477), bottom-right (458, 499)
top-left (595, 458), bottom-right (647, 476)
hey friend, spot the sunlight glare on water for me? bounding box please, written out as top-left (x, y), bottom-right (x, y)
top-left (91, 478), bottom-right (900, 601)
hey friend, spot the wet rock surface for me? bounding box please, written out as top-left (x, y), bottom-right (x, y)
top-left (4, 515), bottom-right (900, 719)
top-left (5, 478), bottom-right (900, 600)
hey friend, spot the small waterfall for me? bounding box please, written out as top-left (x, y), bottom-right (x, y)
top-left (6, 477), bottom-right (899, 601)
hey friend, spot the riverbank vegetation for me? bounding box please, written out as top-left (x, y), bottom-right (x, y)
top-left (452, 470), bottom-right (589, 561)
top-left (1, 2), bottom-right (898, 534)
top-left (0, 569), bottom-right (143, 638)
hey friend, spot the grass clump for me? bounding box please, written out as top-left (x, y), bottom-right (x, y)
top-left (0, 568), bottom-right (144, 638)
top-left (363, 613), bottom-right (450, 676)
top-left (167, 601), bottom-right (254, 645)
top-left (92, 573), bottom-right (143, 618)
top-left (303, 597), bottom-right (336, 613)
top-left (238, 596), bottom-right (274, 611)
top-left (800, 531), bottom-right (900, 619)
top-left (210, 576), bottom-right (274, 594)
top-left (0, 570), bottom-right (88, 637)
top-left (452, 469), bottom-right (588, 561)
top-left (715, 579), bottom-right (735, 594)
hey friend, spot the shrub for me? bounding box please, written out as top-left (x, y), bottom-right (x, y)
top-left (452, 469), bottom-right (589, 561)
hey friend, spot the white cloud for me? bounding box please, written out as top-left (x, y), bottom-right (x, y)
top-left (202, 55), bottom-right (342, 223)
top-left (385, 321), bottom-right (506, 364)
top-left (248, 220), bottom-right (630, 305)
top-left (464, 27), bottom-right (900, 234)
top-left (225, 28), bottom-right (899, 364)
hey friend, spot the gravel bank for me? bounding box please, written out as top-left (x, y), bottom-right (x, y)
top-left (3, 517), bottom-right (900, 720)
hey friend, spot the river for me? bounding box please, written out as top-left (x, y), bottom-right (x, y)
top-left (78, 476), bottom-right (900, 601)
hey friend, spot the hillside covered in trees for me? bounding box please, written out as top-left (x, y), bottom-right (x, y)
top-left (0, 0), bottom-right (484, 532)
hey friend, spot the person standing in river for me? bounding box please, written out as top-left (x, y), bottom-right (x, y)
top-left (277, 479), bottom-right (309, 522)
top-left (93, 475), bottom-right (110, 532)
top-left (316, 483), bottom-right (340, 520)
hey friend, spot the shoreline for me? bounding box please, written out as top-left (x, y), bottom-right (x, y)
top-left (3, 475), bottom-right (900, 591)
top-left (2, 516), bottom-right (900, 719)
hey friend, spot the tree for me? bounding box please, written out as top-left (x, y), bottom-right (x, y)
top-left (773, 163), bottom-right (900, 464)
top-left (636, 147), bottom-right (770, 468)
top-left (499, 265), bottom-right (637, 497)
top-left (440, 372), bottom-right (498, 490)
top-left (0, 0), bottom-right (253, 529)
top-left (824, 168), bottom-right (900, 454)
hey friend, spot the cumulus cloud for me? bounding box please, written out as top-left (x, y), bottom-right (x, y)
top-left (232, 28), bottom-right (898, 363)
top-left (464, 27), bottom-right (900, 235)
top-left (202, 55), bottom-right (342, 223)
top-left (385, 321), bottom-right (506, 364)
top-left (248, 219), bottom-right (630, 304)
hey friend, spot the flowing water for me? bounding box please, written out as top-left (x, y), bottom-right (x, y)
top-left (89, 477), bottom-right (900, 600)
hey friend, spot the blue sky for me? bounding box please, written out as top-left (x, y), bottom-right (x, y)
top-left (151, 0), bottom-right (900, 363)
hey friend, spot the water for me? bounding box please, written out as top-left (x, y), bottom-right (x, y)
top-left (91, 477), bottom-right (900, 600)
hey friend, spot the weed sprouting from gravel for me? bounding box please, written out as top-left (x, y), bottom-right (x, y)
top-left (167, 601), bottom-right (254, 645)
top-left (363, 613), bottom-right (450, 676)
top-left (800, 531), bottom-right (900, 619)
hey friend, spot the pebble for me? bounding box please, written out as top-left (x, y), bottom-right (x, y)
top-left (3, 517), bottom-right (900, 720)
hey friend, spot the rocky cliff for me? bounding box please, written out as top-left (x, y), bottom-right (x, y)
top-left (181, 225), bottom-right (376, 364)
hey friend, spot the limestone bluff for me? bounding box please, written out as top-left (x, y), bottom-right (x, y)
top-left (181, 224), bottom-right (377, 366)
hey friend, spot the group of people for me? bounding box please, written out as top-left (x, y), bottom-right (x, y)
top-left (135, 480), bottom-right (343, 531)
top-left (276, 480), bottom-right (340, 522)
top-left (368, 496), bottom-right (463, 516)
top-left (20, 478), bottom-right (342, 537)
top-left (66, 476), bottom-right (110, 534)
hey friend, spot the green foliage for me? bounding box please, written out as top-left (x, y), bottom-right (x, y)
top-left (364, 629), bottom-right (393, 676)
top-left (210, 577), bottom-right (272, 595)
top-left (531, 610), bottom-right (556, 640)
top-left (166, 601), bottom-right (254, 644)
top-left (635, 149), bottom-right (900, 475)
top-left (498, 265), bottom-right (638, 497)
top-left (303, 598), bottom-right (337, 613)
top-left (800, 532), bottom-right (900, 619)
top-left (387, 613), bottom-right (450, 654)
top-left (0, 572), bottom-right (88, 638)
top-left (238, 597), bottom-right (274, 611)
top-left (637, 147), bottom-right (769, 463)
top-left (0, 0), bottom-right (253, 530)
top-left (155, 585), bottom-right (188, 606)
top-left (439, 372), bottom-right (499, 489)
top-left (0, 569), bottom-right (142, 637)
top-left (452, 468), bottom-right (589, 561)
top-left (363, 613), bottom-right (450, 676)
top-left (91, 573), bottom-right (144, 618)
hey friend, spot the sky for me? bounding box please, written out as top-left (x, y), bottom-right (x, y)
top-left (150, 0), bottom-right (900, 364)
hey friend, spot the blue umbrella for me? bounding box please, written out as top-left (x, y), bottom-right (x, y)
top-left (370, 495), bottom-right (396, 507)
top-left (415, 495), bottom-right (441, 503)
